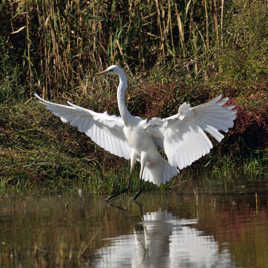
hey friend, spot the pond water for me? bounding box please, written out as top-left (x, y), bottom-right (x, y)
top-left (0, 191), bottom-right (267, 268)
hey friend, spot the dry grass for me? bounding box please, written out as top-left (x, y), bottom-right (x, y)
top-left (0, 0), bottom-right (267, 191)
top-left (4, 0), bottom-right (253, 98)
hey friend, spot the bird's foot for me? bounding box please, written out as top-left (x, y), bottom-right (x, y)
top-left (105, 188), bottom-right (128, 202)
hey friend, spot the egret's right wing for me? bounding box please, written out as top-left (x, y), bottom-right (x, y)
top-left (145, 95), bottom-right (236, 170)
top-left (35, 93), bottom-right (131, 160)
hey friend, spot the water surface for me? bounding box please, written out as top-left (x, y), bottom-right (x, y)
top-left (0, 192), bottom-right (267, 268)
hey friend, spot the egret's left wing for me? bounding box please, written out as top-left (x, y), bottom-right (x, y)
top-left (34, 93), bottom-right (131, 159)
top-left (145, 95), bottom-right (236, 170)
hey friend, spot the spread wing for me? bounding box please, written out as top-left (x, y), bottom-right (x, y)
top-left (34, 93), bottom-right (131, 160)
top-left (145, 95), bottom-right (236, 170)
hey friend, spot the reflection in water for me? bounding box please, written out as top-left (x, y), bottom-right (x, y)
top-left (92, 209), bottom-right (238, 268)
top-left (1, 193), bottom-right (267, 267)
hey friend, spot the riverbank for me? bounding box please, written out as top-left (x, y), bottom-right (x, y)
top-left (0, 0), bottom-right (267, 193)
top-left (0, 77), bottom-right (266, 194)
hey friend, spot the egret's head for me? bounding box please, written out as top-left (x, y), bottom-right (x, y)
top-left (96, 65), bottom-right (123, 76)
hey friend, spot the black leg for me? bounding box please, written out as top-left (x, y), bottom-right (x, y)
top-left (132, 178), bottom-right (144, 201)
top-left (105, 188), bottom-right (128, 202)
top-left (133, 188), bottom-right (143, 200)
top-left (107, 202), bottom-right (128, 212)
top-left (132, 200), bottom-right (144, 217)
top-left (105, 170), bottom-right (134, 202)
top-left (105, 171), bottom-right (138, 202)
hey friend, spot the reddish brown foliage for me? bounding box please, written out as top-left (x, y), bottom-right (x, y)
top-left (89, 81), bottom-right (267, 160)
top-left (234, 105), bottom-right (268, 134)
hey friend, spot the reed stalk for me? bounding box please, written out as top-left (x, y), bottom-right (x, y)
top-left (213, 0), bottom-right (219, 49)
top-left (203, 0), bottom-right (210, 50)
top-left (154, 0), bottom-right (164, 58)
top-left (25, 4), bottom-right (33, 96)
top-left (175, 2), bottom-right (186, 58)
top-left (220, 0), bottom-right (225, 48)
top-left (2, 0), bottom-right (265, 98)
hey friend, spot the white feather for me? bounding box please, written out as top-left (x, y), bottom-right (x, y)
top-left (35, 66), bottom-right (236, 187)
top-left (146, 95), bottom-right (236, 169)
top-left (34, 93), bottom-right (131, 160)
top-left (148, 95), bottom-right (236, 170)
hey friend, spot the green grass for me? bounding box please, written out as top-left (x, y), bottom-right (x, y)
top-left (0, 102), bottom-right (160, 194)
top-left (0, 0), bottom-right (267, 194)
top-left (0, 88), bottom-right (266, 194)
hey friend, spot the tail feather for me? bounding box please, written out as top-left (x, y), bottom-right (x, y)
top-left (142, 159), bottom-right (178, 186)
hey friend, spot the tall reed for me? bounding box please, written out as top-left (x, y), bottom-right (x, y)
top-left (2, 0), bottom-right (267, 98)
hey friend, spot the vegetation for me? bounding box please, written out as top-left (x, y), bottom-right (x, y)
top-left (0, 0), bottom-right (267, 193)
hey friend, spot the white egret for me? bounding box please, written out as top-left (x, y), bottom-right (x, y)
top-left (92, 209), bottom-right (235, 267)
top-left (34, 65), bottom-right (236, 198)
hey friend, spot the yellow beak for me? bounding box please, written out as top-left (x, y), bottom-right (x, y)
top-left (96, 69), bottom-right (109, 75)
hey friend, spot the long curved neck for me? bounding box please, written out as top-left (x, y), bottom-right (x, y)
top-left (117, 70), bottom-right (132, 125)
